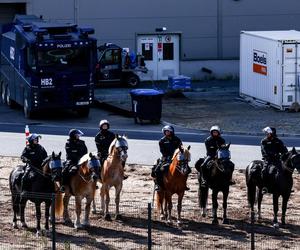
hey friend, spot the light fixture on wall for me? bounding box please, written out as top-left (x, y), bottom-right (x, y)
top-left (155, 27), bottom-right (167, 32)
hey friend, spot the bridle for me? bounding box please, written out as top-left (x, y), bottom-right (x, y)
top-left (78, 157), bottom-right (99, 183)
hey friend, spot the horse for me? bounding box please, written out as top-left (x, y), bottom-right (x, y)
top-left (156, 145), bottom-right (191, 224)
top-left (195, 144), bottom-right (234, 224)
top-left (100, 134), bottom-right (128, 220)
top-left (9, 151), bottom-right (62, 236)
top-left (246, 147), bottom-right (300, 228)
top-left (56, 152), bottom-right (100, 229)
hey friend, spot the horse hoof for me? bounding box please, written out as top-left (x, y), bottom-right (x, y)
top-left (36, 231), bottom-right (41, 237)
top-left (82, 222), bottom-right (90, 228)
top-left (201, 213), bottom-right (206, 218)
top-left (167, 219), bottom-right (172, 224)
top-left (160, 215), bottom-right (165, 220)
top-left (21, 223), bottom-right (28, 228)
top-left (105, 214), bottom-right (111, 221)
top-left (212, 219), bottom-right (219, 225)
top-left (74, 223), bottom-right (83, 229)
top-left (12, 222), bottom-right (18, 229)
top-left (115, 214), bottom-right (122, 221)
top-left (177, 220), bottom-right (182, 225)
top-left (222, 218), bottom-right (229, 224)
top-left (273, 222), bottom-right (279, 229)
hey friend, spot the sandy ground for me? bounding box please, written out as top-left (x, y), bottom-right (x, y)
top-left (1, 156), bottom-right (300, 249)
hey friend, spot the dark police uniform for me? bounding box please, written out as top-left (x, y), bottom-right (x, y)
top-left (95, 130), bottom-right (115, 165)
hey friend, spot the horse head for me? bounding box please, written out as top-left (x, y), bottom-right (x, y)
top-left (173, 145), bottom-right (191, 175)
top-left (214, 143), bottom-right (234, 176)
top-left (283, 147), bottom-right (300, 173)
top-left (42, 151), bottom-right (63, 182)
top-left (88, 152), bottom-right (101, 174)
top-left (109, 134), bottom-right (128, 162)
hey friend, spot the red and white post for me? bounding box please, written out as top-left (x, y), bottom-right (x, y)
top-left (25, 125), bottom-right (30, 145)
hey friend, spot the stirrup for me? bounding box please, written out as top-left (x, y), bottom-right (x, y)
top-left (59, 186), bottom-right (65, 193)
top-left (262, 187), bottom-right (268, 195)
top-left (155, 184), bottom-right (160, 191)
top-left (201, 179), bottom-right (207, 187)
top-left (123, 175), bottom-right (128, 180)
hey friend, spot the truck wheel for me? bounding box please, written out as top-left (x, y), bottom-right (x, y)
top-left (24, 98), bottom-right (33, 119)
top-left (126, 74), bottom-right (140, 88)
top-left (6, 87), bottom-right (16, 108)
top-left (77, 107), bottom-right (90, 117)
top-left (1, 83), bottom-right (6, 104)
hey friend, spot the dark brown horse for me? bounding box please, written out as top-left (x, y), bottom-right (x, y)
top-left (156, 145), bottom-right (191, 224)
top-left (246, 147), bottom-right (300, 228)
top-left (9, 151), bottom-right (62, 236)
top-left (196, 144), bottom-right (234, 224)
top-left (56, 152), bottom-right (100, 229)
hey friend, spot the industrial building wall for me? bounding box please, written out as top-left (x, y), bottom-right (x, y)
top-left (1, 0), bottom-right (300, 78)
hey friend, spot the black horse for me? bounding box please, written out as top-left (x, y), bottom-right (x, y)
top-left (195, 144), bottom-right (234, 224)
top-left (246, 147), bottom-right (300, 228)
top-left (9, 151), bottom-right (62, 236)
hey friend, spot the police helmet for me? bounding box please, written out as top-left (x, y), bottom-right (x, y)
top-left (69, 129), bottom-right (84, 139)
top-left (262, 126), bottom-right (273, 135)
top-left (27, 133), bottom-right (41, 144)
top-left (210, 125), bottom-right (221, 134)
top-left (99, 119), bottom-right (110, 129)
top-left (162, 125), bottom-right (174, 134)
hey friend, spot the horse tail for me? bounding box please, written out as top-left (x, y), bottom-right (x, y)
top-left (55, 192), bottom-right (64, 217)
top-left (197, 173), bottom-right (208, 208)
top-left (246, 163), bottom-right (257, 208)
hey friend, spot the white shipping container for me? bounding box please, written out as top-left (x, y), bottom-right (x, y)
top-left (240, 30), bottom-right (300, 110)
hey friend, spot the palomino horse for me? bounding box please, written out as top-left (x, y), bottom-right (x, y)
top-left (246, 148), bottom-right (300, 228)
top-left (100, 135), bottom-right (128, 220)
top-left (196, 144), bottom-right (234, 224)
top-left (57, 152), bottom-right (100, 229)
top-left (9, 151), bottom-right (62, 236)
top-left (156, 145), bottom-right (191, 224)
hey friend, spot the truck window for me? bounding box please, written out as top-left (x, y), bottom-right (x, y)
top-left (37, 48), bottom-right (90, 68)
top-left (101, 49), bottom-right (120, 65)
top-left (27, 48), bottom-right (36, 71)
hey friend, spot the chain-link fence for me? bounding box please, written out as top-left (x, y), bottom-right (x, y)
top-left (1, 190), bottom-right (299, 249)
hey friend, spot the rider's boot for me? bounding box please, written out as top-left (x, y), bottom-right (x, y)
top-left (21, 167), bottom-right (30, 191)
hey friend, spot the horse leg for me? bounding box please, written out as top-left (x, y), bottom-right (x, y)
top-left (20, 196), bottom-right (28, 228)
top-left (166, 194), bottom-right (172, 224)
top-left (222, 188), bottom-right (229, 224)
top-left (199, 185), bottom-right (209, 217)
top-left (104, 186), bottom-right (111, 221)
top-left (177, 192), bottom-right (184, 225)
top-left (35, 202), bottom-right (42, 236)
top-left (157, 191), bottom-right (165, 220)
top-left (212, 190), bottom-right (219, 224)
top-left (257, 188), bottom-right (263, 220)
top-left (74, 196), bottom-right (83, 229)
top-left (12, 193), bottom-right (20, 229)
top-left (115, 183), bottom-right (123, 220)
top-left (247, 181), bottom-right (257, 221)
top-left (83, 196), bottom-right (93, 227)
top-left (281, 194), bottom-right (290, 226)
top-left (63, 194), bottom-right (72, 224)
top-left (100, 184), bottom-right (106, 216)
top-left (92, 198), bottom-right (97, 214)
top-left (272, 194), bottom-right (279, 228)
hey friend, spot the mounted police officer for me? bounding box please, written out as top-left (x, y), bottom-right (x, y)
top-left (61, 129), bottom-right (88, 192)
top-left (152, 125), bottom-right (190, 191)
top-left (200, 125), bottom-right (235, 187)
top-left (21, 133), bottom-right (48, 190)
top-left (261, 127), bottom-right (288, 194)
top-left (95, 120), bottom-right (128, 180)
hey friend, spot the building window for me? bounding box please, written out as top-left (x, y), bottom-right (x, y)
top-left (163, 43), bottom-right (174, 60)
top-left (142, 43), bottom-right (153, 61)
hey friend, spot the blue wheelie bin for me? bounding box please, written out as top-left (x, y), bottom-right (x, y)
top-left (130, 89), bottom-right (164, 124)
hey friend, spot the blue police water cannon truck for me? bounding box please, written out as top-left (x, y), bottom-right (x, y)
top-left (0, 15), bottom-right (97, 118)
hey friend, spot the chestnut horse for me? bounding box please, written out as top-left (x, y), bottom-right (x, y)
top-left (156, 145), bottom-right (191, 224)
top-left (9, 151), bottom-right (62, 236)
top-left (56, 152), bottom-right (100, 229)
top-left (100, 135), bottom-right (128, 220)
top-left (246, 148), bottom-right (300, 228)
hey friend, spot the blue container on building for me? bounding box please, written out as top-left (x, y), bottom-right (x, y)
top-left (130, 89), bottom-right (164, 124)
top-left (168, 75), bottom-right (191, 90)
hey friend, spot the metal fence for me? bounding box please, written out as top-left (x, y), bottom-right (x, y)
top-left (1, 191), bottom-right (299, 249)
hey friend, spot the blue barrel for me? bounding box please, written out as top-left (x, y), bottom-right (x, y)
top-left (130, 89), bottom-right (164, 124)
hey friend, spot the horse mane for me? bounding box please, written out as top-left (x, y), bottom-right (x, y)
top-left (78, 153), bottom-right (90, 166)
top-left (41, 155), bottom-right (51, 168)
top-left (108, 138), bottom-right (118, 155)
top-left (172, 146), bottom-right (191, 161)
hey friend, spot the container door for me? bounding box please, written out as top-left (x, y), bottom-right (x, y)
top-left (137, 36), bottom-right (157, 81)
top-left (157, 34), bottom-right (180, 80)
top-left (282, 44), bottom-right (300, 106)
